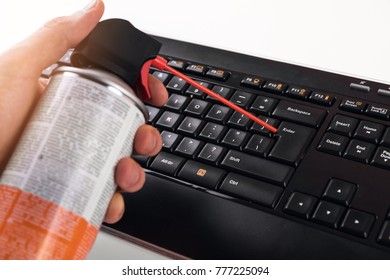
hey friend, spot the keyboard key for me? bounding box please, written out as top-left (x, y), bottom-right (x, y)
top-left (184, 99), bottom-right (211, 117)
top-left (198, 122), bottom-right (227, 143)
top-left (309, 92), bottom-right (335, 106)
top-left (41, 64), bottom-right (59, 78)
top-left (177, 117), bottom-right (204, 136)
top-left (268, 122), bottom-right (316, 166)
top-left (161, 131), bottom-right (181, 152)
top-left (272, 100), bottom-right (326, 128)
top-left (155, 111), bottom-right (183, 130)
top-left (206, 85), bottom-right (233, 102)
top-left (244, 135), bottom-right (274, 157)
top-left (365, 104), bottom-right (390, 120)
top-left (317, 132), bottom-right (349, 156)
top-left (380, 128), bottom-right (390, 147)
top-left (227, 111), bottom-right (251, 130)
top-left (229, 90), bottom-right (255, 109)
top-left (327, 114), bottom-right (359, 137)
top-left (177, 160), bottom-right (227, 189)
top-left (145, 105), bottom-right (161, 123)
top-left (205, 68), bottom-right (230, 81)
top-left (283, 192), bottom-right (318, 219)
top-left (343, 139), bottom-right (376, 164)
top-left (166, 76), bottom-right (188, 93)
top-left (249, 96), bottom-right (278, 115)
top-left (59, 49), bottom-right (73, 65)
top-left (220, 150), bottom-right (295, 186)
top-left (174, 137), bottom-right (203, 158)
top-left (164, 94), bottom-right (189, 112)
top-left (240, 76), bottom-right (263, 89)
top-left (185, 81), bottom-right (210, 99)
top-left (371, 146), bottom-right (390, 170)
top-left (219, 173), bottom-right (283, 208)
top-left (353, 121), bottom-right (385, 144)
top-left (132, 155), bottom-right (150, 167)
top-left (339, 99), bottom-right (367, 113)
top-left (285, 86), bottom-right (311, 100)
top-left (311, 201), bottom-right (346, 228)
top-left (167, 59), bottom-right (186, 70)
top-left (340, 209), bottom-right (375, 238)
top-left (377, 221), bottom-right (390, 247)
top-left (150, 152), bottom-right (186, 176)
top-left (323, 178), bottom-right (357, 206)
top-left (221, 129), bottom-right (249, 149)
top-left (186, 63), bottom-right (206, 75)
top-left (152, 71), bottom-right (171, 84)
top-left (197, 143), bottom-right (226, 165)
top-left (262, 81), bottom-right (286, 94)
top-left (205, 104), bottom-right (232, 124)
top-left (250, 116), bottom-right (280, 136)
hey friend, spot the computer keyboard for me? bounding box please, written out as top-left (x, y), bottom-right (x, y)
top-left (45, 36), bottom-right (390, 259)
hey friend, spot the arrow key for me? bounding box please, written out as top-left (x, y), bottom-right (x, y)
top-left (323, 178), bottom-right (357, 206)
top-left (283, 192), bottom-right (318, 219)
top-left (340, 209), bottom-right (375, 238)
top-left (312, 201), bottom-right (346, 228)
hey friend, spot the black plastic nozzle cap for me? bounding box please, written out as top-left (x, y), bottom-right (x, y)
top-left (71, 19), bottom-right (162, 88)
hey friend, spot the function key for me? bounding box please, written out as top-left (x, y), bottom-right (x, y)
top-left (353, 120), bottom-right (385, 144)
top-left (167, 59), bottom-right (186, 70)
top-left (240, 76), bottom-right (263, 89)
top-left (309, 92), bottom-right (335, 106)
top-left (285, 86), bottom-right (311, 100)
top-left (327, 114), bottom-right (359, 137)
top-left (340, 209), bottom-right (375, 238)
top-left (262, 81), bottom-right (287, 94)
top-left (283, 192), bottom-right (318, 219)
top-left (206, 68), bottom-right (230, 81)
top-left (365, 104), bottom-right (390, 120)
top-left (317, 132), bottom-right (349, 156)
top-left (186, 63), bottom-right (207, 75)
top-left (323, 178), bottom-right (357, 206)
top-left (371, 146), bottom-right (390, 170)
top-left (339, 99), bottom-right (367, 113)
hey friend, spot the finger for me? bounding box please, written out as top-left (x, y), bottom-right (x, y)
top-left (103, 192), bottom-right (125, 224)
top-left (3, 0), bottom-right (104, 78)
top-left (146, 74), bottom-right (168, 107)
top-left (115, 157), bottom-right (146, 193)
top-left (133, 125), bottom-right (162, 156)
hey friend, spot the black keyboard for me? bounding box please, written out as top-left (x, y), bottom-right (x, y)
top-left (46, 36), bottom-right (390, 259)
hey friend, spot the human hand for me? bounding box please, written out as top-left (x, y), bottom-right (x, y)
top-left (0, 0), bottom-right (168, 223)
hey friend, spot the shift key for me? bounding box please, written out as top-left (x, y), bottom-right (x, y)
top-left (221, 150), bottom-right (294, 186)
top-left (272, 100), bottom-right (326, 128)
top-left (269, 122), bottom-right (316, 166)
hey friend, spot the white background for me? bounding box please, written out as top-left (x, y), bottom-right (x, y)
top-left (1, 0), bottom-right (390, 260)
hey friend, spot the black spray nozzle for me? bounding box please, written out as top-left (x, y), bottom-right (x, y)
top-left (71, 18), bottom-right (162, 88)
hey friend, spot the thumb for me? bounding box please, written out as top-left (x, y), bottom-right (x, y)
top-left (6, 0), bottom-right (104, 77)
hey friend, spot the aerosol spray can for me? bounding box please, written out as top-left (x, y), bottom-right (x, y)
top-left (0, 19), bottom-right (162, 259)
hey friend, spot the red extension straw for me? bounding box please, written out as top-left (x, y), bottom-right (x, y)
top-left (151, 56), bottom-right (278, 134)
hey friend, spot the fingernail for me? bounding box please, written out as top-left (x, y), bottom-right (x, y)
top-left (128, 169), bottom-right (140, 185)
top-left (82, 0), bottom-right (98, 12)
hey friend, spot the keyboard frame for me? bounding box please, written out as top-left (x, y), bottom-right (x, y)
top-left (105, 35), bottom-right (390, 259)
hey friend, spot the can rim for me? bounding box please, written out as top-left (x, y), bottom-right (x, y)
top-left (52, 66), bottom-right (149, 121)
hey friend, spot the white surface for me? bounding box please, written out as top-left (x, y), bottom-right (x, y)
top-left (1, 0), bottom-right (390, 260)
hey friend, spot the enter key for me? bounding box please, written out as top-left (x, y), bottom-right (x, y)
top-left (269, 122), bottom-right (316, 166)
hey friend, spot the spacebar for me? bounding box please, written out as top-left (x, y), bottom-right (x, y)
top-left (220, 150), bottom-right (294, 186)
